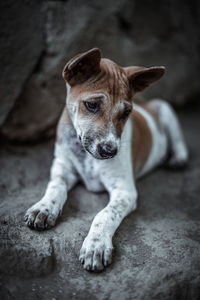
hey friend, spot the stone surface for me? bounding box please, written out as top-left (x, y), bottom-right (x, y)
top-left (0, 107), bottom-right (200, 299)
top-left (0, 0), bottom-right (43, 125)
top-left (0, 0), bottom-right (200, 141)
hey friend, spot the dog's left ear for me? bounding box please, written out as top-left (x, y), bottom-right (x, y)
top-left (62, 48), bottom-right (101, 86)
top-left (124, 66), bottom-right (165, 93)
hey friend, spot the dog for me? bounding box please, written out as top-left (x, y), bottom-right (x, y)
top-left (24, 48), bottom-right (188, 272)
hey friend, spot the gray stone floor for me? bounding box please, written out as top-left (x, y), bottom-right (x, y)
top-left (0, 107), bottom-right (200, 300)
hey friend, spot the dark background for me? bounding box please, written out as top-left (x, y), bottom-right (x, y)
top-left (0, 1), bottom-right (200, 300)
top-left (0, 0), bottom-right (200, 142)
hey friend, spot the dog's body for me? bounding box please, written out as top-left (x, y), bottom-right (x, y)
top-left (25, 49), bottom-right (188, 271)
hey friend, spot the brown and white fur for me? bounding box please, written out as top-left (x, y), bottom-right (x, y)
top-left (24, 48), bottom-right (188, 272)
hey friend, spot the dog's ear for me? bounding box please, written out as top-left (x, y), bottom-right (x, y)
top-left (62, 48), bottom-right (101, 86)
top-left (124, 66), bottom-right (165, 93)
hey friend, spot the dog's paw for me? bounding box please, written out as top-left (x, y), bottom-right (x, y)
top-left (79, 235), bottom-right (113, 272)
top-left (166, 155), bottom-right (188, 170)
top-left (166, 144), bottom-right (188, 170)
top-left (24, 201), bottom-right (58, 230)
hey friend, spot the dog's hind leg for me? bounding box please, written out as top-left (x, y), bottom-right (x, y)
top-left (148, 99), bottom-right (188, 168)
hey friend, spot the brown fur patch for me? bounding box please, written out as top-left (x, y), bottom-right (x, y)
top-left (67, 59), bottom-right (132, 138)
top-left (131, 105), bottom-right (152, 175)
top-left (134, 99), bottom-right (161, 129)
top-left (69, 59), bottom-right (131, 104)
top-left (62, 48), bottom-right (101, 86)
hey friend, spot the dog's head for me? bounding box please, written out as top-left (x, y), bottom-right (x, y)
top-left (62, 48), bottom-right (165, 159)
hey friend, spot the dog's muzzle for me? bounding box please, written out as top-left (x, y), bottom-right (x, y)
top-left (97, 143), bottom-right (118, 159)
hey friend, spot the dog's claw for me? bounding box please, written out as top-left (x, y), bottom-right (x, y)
top-left (79, 257), bottom-right (84, 265)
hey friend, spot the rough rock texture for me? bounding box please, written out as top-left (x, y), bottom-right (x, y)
top-left (0, 0), bottom-right (43, 125)
top-left (0, 107), bottom-right (200, 299)
top-left (0, 0), bottom-right (200, 141)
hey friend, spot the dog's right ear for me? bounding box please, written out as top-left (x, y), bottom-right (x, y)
top-left (62, 48), bottom-right (101, 86)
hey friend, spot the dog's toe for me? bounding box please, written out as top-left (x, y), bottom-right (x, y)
top-left (92, 251), bottom-right (104, 271)
top-left (34, 212), bottom-right (48, 230)
top-left (25, 209), bottom-right (40, 229)
top-left (103, 248), bottom-right (112, 267)
top-left (83, 252), bottom-right (93, 271)
top-left (80, 250), bottom-right (104, 271)
top-left (46, 214), bottom-right (57, 228)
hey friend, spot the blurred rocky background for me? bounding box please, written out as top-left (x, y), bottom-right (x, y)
top-left (0, 0), bottom-right (200, 142)
top-left (0, 1), bottom-right (200, 299)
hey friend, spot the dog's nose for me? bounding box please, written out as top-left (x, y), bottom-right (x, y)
top-left (98, 143), bottom-right (117, 158)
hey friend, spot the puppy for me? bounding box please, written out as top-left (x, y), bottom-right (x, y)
top-left (24, 48), bottom-right (188, 271)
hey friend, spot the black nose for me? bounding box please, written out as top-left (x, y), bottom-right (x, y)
top-left (98, 143), bottom-right (117, 158)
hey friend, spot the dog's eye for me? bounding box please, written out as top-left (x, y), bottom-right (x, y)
top-left (120, 109), bottom-right (131, 120)
top-left (84, 101), bottom-right (100, 113)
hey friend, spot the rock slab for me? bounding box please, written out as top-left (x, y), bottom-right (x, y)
top-left (1, 0), bottom-right (200, 141)
top-left (0, 107), bottom-right (200, 299)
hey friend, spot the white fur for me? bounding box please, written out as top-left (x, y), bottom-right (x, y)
top-left (112, 100), bottom-right (130, 114)
top-left (24, 142), bottom-right (78, 229)
top-left (148, 99), bottom-right (188, 165)
top-left (79, 118), bottom-right (137, 270)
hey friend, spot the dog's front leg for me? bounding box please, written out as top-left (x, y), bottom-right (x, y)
top-left (25, 143), bottom-right (78, 230)
top-left (79, 183), bottom-right (137, 271)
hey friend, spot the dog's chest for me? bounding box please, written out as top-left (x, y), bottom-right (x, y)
top-left (68, 136), bottom-right (105, 192)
